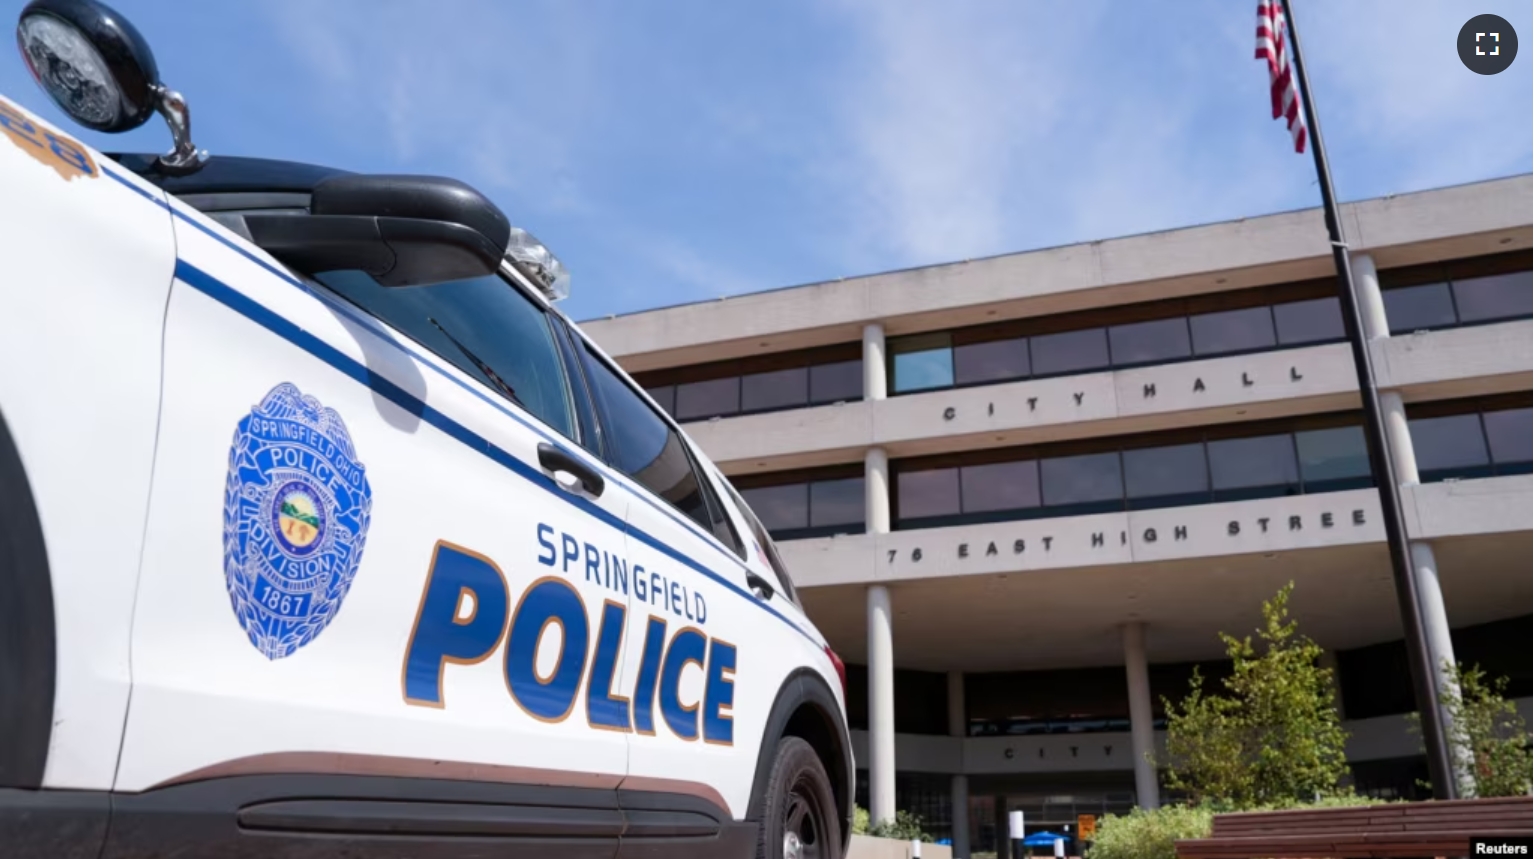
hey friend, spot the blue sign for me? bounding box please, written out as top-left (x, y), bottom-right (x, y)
top-left (224, 382), bottom-right (373, 659)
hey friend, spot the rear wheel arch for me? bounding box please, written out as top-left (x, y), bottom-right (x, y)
top-left (747, 668), bottom-right (852, 849)
top-left (0, 405), bottom-right (57, 788)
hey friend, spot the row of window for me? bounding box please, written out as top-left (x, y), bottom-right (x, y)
top-left (644, 357), bottom-right (862, 422)
top-left (637, 257), bottom-right (1531, 421)
top-left (734, 404), bottom-right (1532, 539)
top-left (892, 295), bottom-right (1346, 393)
top-left (890, 270), bottom-right (1532, 394)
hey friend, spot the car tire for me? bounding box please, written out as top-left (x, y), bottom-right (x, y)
top-left (755, 736), bottom-right (842, 859)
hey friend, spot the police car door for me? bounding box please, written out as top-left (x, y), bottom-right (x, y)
top-left (119, 200), bottom-right (634, 805)
top-left (571, 337), bottom-right (801, 822)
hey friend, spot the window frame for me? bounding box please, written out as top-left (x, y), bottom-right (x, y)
top-left (718, 476), bottom-right (802, 607)
top-left (310, 262), bottom-right (587, 449)
top-left (568, 329), bottom-right (751, 562)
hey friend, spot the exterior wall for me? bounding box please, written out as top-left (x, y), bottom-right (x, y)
top-left (582, 176), bottom-right (1532, 373)
top-left (682, 320), bottom-right (1531, 475)
top-left (776, 477), bottom-right (1532, 588)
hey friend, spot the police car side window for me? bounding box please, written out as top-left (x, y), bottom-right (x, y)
top-left (578, 344), bottom-right (714, 532)
top-left (722, 480), bottom-right (800, 605)
top-left (315, 270), bottom-right (578, 442)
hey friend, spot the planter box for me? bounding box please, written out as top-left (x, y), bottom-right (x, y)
top-left (848, 834), bottom-right (953, 859)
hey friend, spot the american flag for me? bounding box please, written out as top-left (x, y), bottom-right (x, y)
top-left (1255, 0), bottom-right (1308, 153)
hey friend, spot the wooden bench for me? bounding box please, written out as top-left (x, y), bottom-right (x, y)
top-left (1174, 795), bottom-right (1532, 858)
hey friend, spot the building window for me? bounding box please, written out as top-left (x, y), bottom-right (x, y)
top-left (674, 376), bottom-right (740, 422)
top-left (632, 345), bottom-right (863, 424)
top-left (1190, 305), bottom-right (1278, 357)
top-left (960, 460), bottom-right (1042, 515)
top-left (1039, 451), bottom-right (1124, 514)
top-left (1108, 317), bottom-right (1192, 368)
top-left (897, 467), bottom-right (962, 522)
top-left (1295, 425), bottom-right (1372, 493)
top-left (1481, 407), bottom-right (1533, 470)
top-left (953, 337), bottom-right (1030, 386)
top-left (810, 477), bottom-right (866, 529)
top-left (1410, 413), bottom-right (1492, 482)
top-left (1205, 433), bottom-right (1300, 501)
top-left (1383, 283), bottom-right (1459, 334)
top-left (738, 473), bottom-right (866, 540)
top-left (810, 359), bottom-right (863, 404)
top-left (1273, 296), bottom-right (1345, 345)
top-left (1451, 271), bottom-right (1533, 324)
top-left (741, 367), bottom-right (808, 413)
top-left (1123, 442), bottom-right (1208, 510)
top-left (1030, 327), bottom-right (1111, 378)
top-left (740, 483), bottom-right (809, 533)
top-left (890, 333), bottom-right (956, 393)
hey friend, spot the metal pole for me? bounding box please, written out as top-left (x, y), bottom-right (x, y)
top-left (1278, 0), bottom-right (1457, 801)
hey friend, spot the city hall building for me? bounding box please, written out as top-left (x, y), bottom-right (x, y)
top-left (583, 175), bottom-right (1533, 856)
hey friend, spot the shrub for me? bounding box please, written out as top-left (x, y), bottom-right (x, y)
top-left (1160, 582), bottom-right (1352, 808)
top-left (868, 809), bottom-right (934, 842)
top-left (1086, 797), bottom-right (1385, 859)
top-left (1084, 805), bottom-right (1213, 859)
top-left (1409, 660), bottom-right (1534, 798)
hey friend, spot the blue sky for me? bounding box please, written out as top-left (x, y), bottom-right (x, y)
top-left (4, 0), bottom-right (1530, 322)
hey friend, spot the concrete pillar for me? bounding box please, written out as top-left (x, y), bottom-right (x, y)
top-left (1351, 253), bottom-right (1391, 342)
top-left (1381, 392), bottom-right (1420, 485)
top-left (950, 774), bottom-right (970, 858)
top-left (1358, 259), bottom-right (1471, 793)
top-left (993, 795), bottom-right (1011, 859)
top-left (867, 584), bottom-right (896, 826)
top-left (947, 672), bottom-right (970, 858)
top-left (863, 322), bottom-right (888, 401)
top-left (866, 447), bottom-right (891, 536)
top-left (1122, 622), bottom-right (1160, 810)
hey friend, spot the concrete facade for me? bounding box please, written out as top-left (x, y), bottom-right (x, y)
top-left (583, 175), bottom-right (1533, 855)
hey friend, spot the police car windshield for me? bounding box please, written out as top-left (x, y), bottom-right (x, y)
top-left (314, 269), bottom-right (577, 441)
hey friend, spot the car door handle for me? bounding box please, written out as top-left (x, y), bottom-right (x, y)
top-left (746, 571), bottom-right (775, 601)
top-left (537, 443), bottom-right (605, 497)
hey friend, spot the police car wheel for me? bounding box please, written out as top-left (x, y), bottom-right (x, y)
top-left (756, 736), bottom-right (841, 859)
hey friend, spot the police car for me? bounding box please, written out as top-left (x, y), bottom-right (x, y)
top-left (0, 2), bottom-right (851, 857)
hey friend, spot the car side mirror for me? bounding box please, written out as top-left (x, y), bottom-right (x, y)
top-left (17, 0), bottom-right (207, 174)
top-left (243, 174), bottom-right (515, 288)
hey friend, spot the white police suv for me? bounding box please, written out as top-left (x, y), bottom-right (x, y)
top-left (0, 2), bottom-right (851, 857)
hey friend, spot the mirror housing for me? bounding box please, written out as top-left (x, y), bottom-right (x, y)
top-left (245, 174), bottom-right (514, 288)
top-left (17, 0), bottom-right (206, 173)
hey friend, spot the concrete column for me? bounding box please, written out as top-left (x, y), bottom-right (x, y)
top-left (866, 447), bottom-right (891, 536)
top-left (993, 795), bottom-right (1011, 859)
top-left (863, 322), bottom-right (888, 401)
top-left (947, 672), bottom-right (970, 858)
top-left (950, 774), bottom-right (970, 858)
top-left (867, 584), bottom-right (896, 826)
top-left (1350, 252), bottom-right (1391, 342)
top-left (1122, 622), bottom-right (1160, 810)
top-left (1381, 392), bottom-right (1420, 485)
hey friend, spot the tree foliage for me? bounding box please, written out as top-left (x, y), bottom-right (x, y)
top-left (1159, 581), bottom-right (1352, 808)
top-left (1409, 660), bottom-right (1533, 798)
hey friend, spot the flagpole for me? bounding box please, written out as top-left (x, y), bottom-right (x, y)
top-left (1275, 0), bottom-right (1457, 801)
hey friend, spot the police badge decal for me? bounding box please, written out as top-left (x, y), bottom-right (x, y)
top-left (224, 383), bottom-right (373, 659)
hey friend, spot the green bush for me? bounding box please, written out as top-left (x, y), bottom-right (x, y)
top-left (1084, 806), bottom-right (1214, 859)
top-left (869, 810), bottom-right (934, 842)
top-left (1086, 797), bottom-right (1386, 859)
top-left (850, 805), bottom-right (933, 842)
